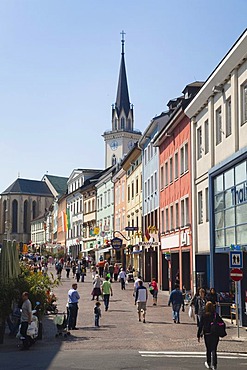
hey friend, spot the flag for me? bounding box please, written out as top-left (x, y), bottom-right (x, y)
top-left (66, 207), bottom-right (71, 230)
top-left (145, 228), bottom-right (150, 241)
top-left (61, 211), bottom-right (67, 232)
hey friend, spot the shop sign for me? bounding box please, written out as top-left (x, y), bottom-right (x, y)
top-left (138, 242), bottom-right (160, 246)
top-left (111, 237), bottom-right (122, 250)
top-left (231, 181), bottom-right (247, 206)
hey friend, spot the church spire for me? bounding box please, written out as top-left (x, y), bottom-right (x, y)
top-left (115, 30), bottom-right (131, 118)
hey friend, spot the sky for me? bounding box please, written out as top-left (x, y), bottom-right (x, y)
top-left (0, 0), bottom-right (247, 192)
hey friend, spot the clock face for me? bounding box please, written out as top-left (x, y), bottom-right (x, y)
top-left (110, 140), bottom-right (118, 151)
top-left (128, 140), bottom-right (134, 150)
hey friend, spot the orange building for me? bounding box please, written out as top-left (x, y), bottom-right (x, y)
top-left (154, 82), bottom-right (203, 292)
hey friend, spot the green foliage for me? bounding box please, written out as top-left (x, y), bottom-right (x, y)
top-left (0, 278), bottom-right (20, 320)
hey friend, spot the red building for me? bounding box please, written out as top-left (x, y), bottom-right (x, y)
top-left (154, 82), bottom-right (203, 292)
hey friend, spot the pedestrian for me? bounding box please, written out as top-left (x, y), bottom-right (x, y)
top-left (108, 263), bottom-right (114, 282)
top-left (195, 288), bottom-right (207, 327)
top-left (102, 276), bottom-right (113, 311)
top-left (197, 301), bottom-right (221, 370)
top-left (133, 275), bottom-right (142, 297)
top-left (206, 288), bottom-right (218, 310)
top-left (20, 292), bottom-right (32, 350)
top-left (94, 301), bottom-right (101, 327)
top-left (135, 280), bottom-right (148, 323)
top-left (75, 264), bottom-right (82, 283)
top-left (67, 283), bottom-right (80, 330)
top-left (150, 278), bottom-right (158, 306)
top-left (71, 261), bottom-right (76, 278)
top-left (118, 267), bottom-right (127, 290)
top-left (81, 264), bottom-right (86, 282)
top-left (91, 274), bottom-right (102, 301)
top-left (168, 284), bottom-right (185, 324)
top-left (113, 263), bottom-right (119, 282)
top-left (65, 261), bottom-right (71, 279)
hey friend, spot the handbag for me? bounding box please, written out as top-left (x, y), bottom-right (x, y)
top-left (188, 305), bottom-right (195, 321)
top-left (210, 313), bottom-right (227, 338)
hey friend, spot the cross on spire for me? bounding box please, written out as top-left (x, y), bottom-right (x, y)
top-left (120, 30), bottom-right (126, 55)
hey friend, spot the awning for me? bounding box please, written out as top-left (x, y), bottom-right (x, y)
top-left (82, 248), bottom-right (95, 253)
top-left (98, 246), bottom-right (112, 253)
top-left (131, 250), bottom-right (142, 254)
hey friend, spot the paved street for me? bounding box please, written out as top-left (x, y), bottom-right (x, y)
top-left (1, 266), bottom-right (247, 369)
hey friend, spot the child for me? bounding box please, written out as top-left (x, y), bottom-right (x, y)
top-left (94, 301), bottom-right (101, 327)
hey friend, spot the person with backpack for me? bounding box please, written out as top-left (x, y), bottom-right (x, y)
top-left (197, 301), bottom-right (226, 370)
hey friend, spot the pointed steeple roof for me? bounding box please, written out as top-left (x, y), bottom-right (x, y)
top-left (115, 31), bottom-right (131, 117)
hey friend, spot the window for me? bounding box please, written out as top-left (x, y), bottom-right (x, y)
top-left (205, 187), bottom-right (209, 222)
top-left (131, 181), bottom-right (134, 198)
top-left (122, 182), bottom-right (125, 201)
top-left (161, 210), bottom-right (164, 233)
top-left (144, 182), bottom-right (147, 198)
top-left (114, 118), bottom-right (118, 130)
top-left (144, 149), bottom-right (147, 165)
top-left (151, 175), bottom-right (153, 194)
top-left (180, 146), bottom-right (184, 174)
top-left (136, 177), bottom-right (139, 195)
top-left (32, 201), bottom-right (37, 220)
top-left (226, 98), bottom-right (232, 137)
top-left (170, 205), bottom-right (174, 230)
top-left (175, 152), bottom-right (178, 179)
top-left (184, 143), bottom-right (188, 172)
top-left (204, 120), bottom-right (209, 154)
top-left (165, 162), bottom-right (168, 186)
top-left (160, 166), bottom-right (164, 189)
top-left (185, 197), bottom-right (189, 226)
top-left (197, 127), bottom-right (202, 159)
top-left (154, 172), bottom-right (157, 192)
top-left (169, 157), bottom-right (173, 183)
top-left (165, 208), bottom-right (169, 232)
top-left (242, 83), bottom-right (247, 125)
top-left (128, 185), bottom-right (130, 202)
top-left (216, 107), bottom-right (222, 145)
top-left (121, 117), bottom-right (125, 129)
top-left (23, 200), bottom-right (28, 233)
top-left (12, 199), bottom-right (18, 233)
top-left (175, 203), bottom-right (179, 229)
top-left (112, 154), bottom-right (116, 166)
top-left (198, 191), bottom-right (203, 224)
top-left (147, 179), bottom-right (150, 197)
top-left (181, 199), bottom-right (185, 227)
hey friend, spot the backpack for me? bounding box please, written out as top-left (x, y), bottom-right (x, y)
top-left (210, 313), bottom-right (227, 338)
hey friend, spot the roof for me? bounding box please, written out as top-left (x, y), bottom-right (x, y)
top-left (2, 178), bottom-right (53, 196)
top-left (115, 49), bottom-right (131, 117)
top-left (80, 168), bottom-right (110, 192)
top-left (43, 175), bottom-right (68, 195)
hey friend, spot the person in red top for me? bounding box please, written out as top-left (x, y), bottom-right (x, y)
top-left (150, 278), bottom-right (158, 306)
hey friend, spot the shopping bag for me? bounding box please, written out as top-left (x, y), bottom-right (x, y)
top-left (188, 305), bottom-right (195, 321)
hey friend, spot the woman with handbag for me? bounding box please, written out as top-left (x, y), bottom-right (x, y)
top-left (197, 301), bottom-right (220, 370)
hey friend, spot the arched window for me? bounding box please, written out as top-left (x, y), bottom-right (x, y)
top-left (23, 200), bottom-right (28, 233)
top-left (127, 118), bottom-right (131, 130)
top-left (32, 200), bottom-right (37, 220)
top-left (114, 118), bottom-right (118, 130)
top-left (12, 199), bottom-right (18, 233)
top-left (2, 200), bottom-right (7, 232)
top-left (112, 154), bottom-right (117, 166)
top-left (121, 117), bottom-right (125, 129)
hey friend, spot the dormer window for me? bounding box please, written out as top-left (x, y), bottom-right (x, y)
top-left (121, 117), bottom-right (125, 129)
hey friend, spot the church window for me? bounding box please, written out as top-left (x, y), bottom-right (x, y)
top-left (12, 199), bottom-right (18, 233)
top-left (32, 200), bottom-right (37, 220)
top-left (127, 119), bottom-right (131, 130)
top-left (112, 154), bottom-right (117, 166)
top-left (121, 117), bottom-right (125, 129)
top-left (23, 200), bottom-right (28, 233)
top-left (114, 118), bottom-right (118, 130)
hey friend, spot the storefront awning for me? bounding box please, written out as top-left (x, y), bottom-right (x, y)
top-left (82, 248), bottom-right (95, 253)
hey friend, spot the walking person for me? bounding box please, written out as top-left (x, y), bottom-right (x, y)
top-left (20, 292), bottom-right (32, 350)
top-left (135, 280), bottom-right (148, 323)
top-left (168, 284), bottom-right (185, 323)
top-left (197, 301), bottom-right (221, 370)
top-left (67, 283), bottom-right (80, 330)
top-left (75, 264), bottom-right (82, 283)
top-left (102, 276), bottom-right (113, 311)
top-left (91, 274), bottom-right (102, 301)
top-left (94, 301), bottom-right (101, 327)
top-left (65, 261), bottom-right (71, 279)
top-left (149, 278), bottom-right (158, 306)
top-left (206, 288), bottom-right (218, 311)
top-left (113, 263), bottom-right (119, 282)
top-left (195, 288), bottom-right (207, 327)
top-left (118, 268), bottom-right (127, 290)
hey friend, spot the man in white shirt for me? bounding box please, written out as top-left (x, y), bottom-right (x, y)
top-left (135, 280), bottom-right (148, 323)
top-left (20, 292), bottom-right (32, 350)
top-left (68, 283), bottom-right (80, 330)
top-left (118, 268), bottom-right (126, 290)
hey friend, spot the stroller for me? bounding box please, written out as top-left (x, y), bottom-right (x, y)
top-left (54, 312), bottom-right (70, 338)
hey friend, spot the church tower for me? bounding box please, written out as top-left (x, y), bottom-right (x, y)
top-left (103, 31), bottom-right (142, 168)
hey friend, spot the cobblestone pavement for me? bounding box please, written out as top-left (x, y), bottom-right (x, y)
top-left (39, 266), bottom-right (247, 353)
top-left (1, 265), bottom-right (247, 355)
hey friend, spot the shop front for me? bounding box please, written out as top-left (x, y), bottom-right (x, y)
top-left (140, 242), bottom-right (159, 282)
top-left (209, 149), bottom-right (247, 325)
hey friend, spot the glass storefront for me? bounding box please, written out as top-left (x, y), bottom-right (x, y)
top-left (214, 159), bottom-right (247, 248)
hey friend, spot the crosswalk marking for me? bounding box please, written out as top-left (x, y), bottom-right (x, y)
top-left (139, 351), bottom-right (247, 360)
